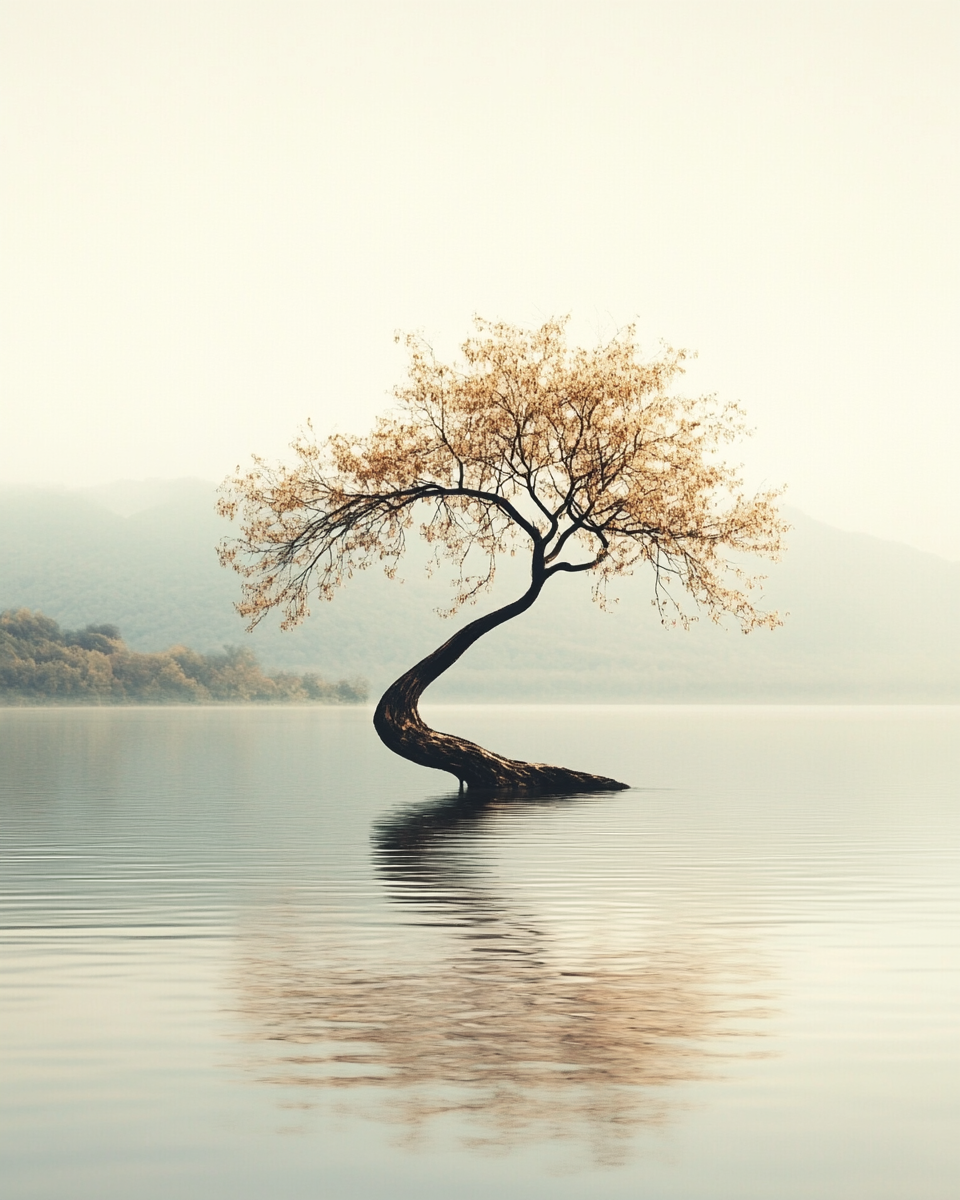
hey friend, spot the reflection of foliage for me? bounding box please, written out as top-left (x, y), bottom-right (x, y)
top-left (0, 608), bottom-right (366, 705)
top-left (230, 792), bottom-right (773, 1163)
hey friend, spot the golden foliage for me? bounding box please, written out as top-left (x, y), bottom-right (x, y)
top-left (219, 318), bottom-right (786, 630)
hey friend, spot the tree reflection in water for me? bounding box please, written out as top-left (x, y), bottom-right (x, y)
top-left (230, 791), bottom-right (774, 1162)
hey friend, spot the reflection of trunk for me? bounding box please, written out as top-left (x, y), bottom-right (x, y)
top-left (373, 569), bottom-right (628, 792)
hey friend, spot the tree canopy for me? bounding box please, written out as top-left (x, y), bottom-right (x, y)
top-left (220, 318), bottom-right (784, 631)
top-left (219, 318), bottom-right (786, 789)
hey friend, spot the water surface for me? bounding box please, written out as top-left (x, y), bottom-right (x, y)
top-left (1, 706), bottom-right (958, 1197)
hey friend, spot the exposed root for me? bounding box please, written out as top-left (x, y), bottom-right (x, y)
top-left (374, 680), bottom-right (628, 793)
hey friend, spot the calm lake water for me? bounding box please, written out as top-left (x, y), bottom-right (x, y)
top-left (1, 705), bottom-right (958, 1199)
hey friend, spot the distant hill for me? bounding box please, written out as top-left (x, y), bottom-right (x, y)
top-left (1, 479), bottom-right (957, 702)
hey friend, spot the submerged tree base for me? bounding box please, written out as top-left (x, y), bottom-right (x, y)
top-left (372, 580), bottom-right (630, 794)
top-left (374, 681), bottom-right (629, 794)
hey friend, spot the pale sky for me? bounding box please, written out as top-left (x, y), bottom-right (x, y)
top-left (2, 1), bottom-right (958, 558)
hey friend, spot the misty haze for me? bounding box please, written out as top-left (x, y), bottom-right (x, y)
top-left (2, 4), bottom-right (958, 1200)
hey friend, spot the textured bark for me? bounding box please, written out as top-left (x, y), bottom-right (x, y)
top-left (373, 571), bottom-right (629, 793)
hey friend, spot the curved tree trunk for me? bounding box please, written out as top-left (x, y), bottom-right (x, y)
top-left (373, 566), bottom-right (628, 793)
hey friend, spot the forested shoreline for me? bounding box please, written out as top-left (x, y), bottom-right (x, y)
top-left (0, 609), bottom-right (366, 705)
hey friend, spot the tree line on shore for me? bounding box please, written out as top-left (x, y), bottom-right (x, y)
top-left (0, 609), bottom-right (366, 705)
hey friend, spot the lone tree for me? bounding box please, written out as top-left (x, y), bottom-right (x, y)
top-left (219, 319), bottom-right (785, 792)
